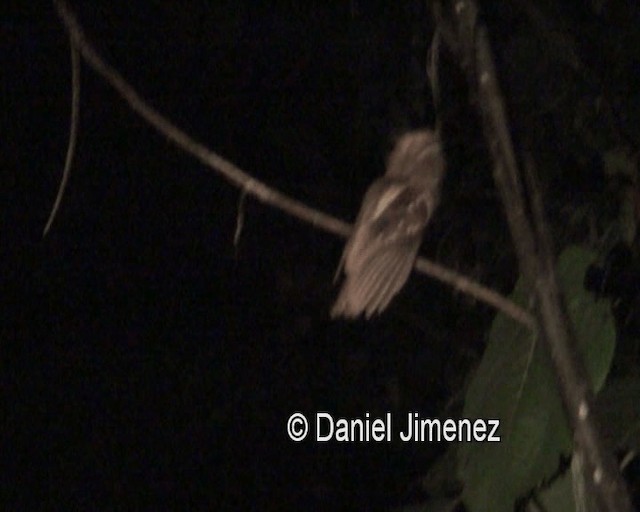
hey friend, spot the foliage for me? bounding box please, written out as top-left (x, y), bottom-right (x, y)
top-left (458, 245), bottom-right (616, 512)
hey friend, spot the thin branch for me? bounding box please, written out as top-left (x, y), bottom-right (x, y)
top-left (52, 1), bottom-right (347, 236)
top-left (51, 0), bottom-right (533, 328)
top-left (427, 28), bottom-right (442, 127)
top-left (43, 39), bottom-right (80, 236)
top-left (414, 258), bottom-right (533, 327)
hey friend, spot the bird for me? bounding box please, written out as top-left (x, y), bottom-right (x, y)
top-left (331, 129), bottom-right (446, 319)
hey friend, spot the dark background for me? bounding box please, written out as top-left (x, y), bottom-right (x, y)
top-left (3, 1), bottom-right (640, 510)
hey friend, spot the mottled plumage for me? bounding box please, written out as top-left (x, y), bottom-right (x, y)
top-left (332, 130), bottom-right (445, 318)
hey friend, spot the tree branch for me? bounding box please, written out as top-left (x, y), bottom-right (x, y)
top-left (50, 0), bottom-right (533, 328)
top-left (442, 1), bottom-right (633, 510)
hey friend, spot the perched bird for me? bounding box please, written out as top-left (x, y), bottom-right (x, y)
top-left (331, 129), bottom-right (446, 318)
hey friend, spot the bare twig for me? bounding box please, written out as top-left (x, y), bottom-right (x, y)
top-left (50, 0), bottom-right (533, 328)
top-left (233, 190), bottom-right (247, 248)
top-left (414, 258), bottom-right (533, 327)
top-left (43, 40), bottom-right (80, 236)
top-left (427, 28), bottom-right (441, 123)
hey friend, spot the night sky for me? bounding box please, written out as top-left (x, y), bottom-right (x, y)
top-left (3, 1), bottom-right (640, 511)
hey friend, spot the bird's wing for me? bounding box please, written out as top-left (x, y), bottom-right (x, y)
top-left (342, 179), bottom-right (409, 274)
top-left (331, 237), bottom-right (422, 318)
top-left (331, 179), bottom-right (428, 318)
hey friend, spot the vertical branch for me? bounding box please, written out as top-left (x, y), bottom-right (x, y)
top-left (442, 2), bottom-right (633, 510)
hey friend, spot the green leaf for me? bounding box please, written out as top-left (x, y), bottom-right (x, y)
top-left (537, 468), bottom-right (575, 512)
top-left (596, 376), bottom-right (640, 452)
top-left (538, 452), bottom-right (600, 512)
top-left (458, 245), bottom-right (615, 512)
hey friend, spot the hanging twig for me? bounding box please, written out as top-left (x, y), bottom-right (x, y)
top-left (43, 39), bottom-right (80, 236)
top-left (233, 189), bottom-right (247, 249)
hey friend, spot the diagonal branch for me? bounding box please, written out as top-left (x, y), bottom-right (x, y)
top-left (441, 1), bottom-right (633, 510)
top-left (50, 0), bottom-right (533, 329)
